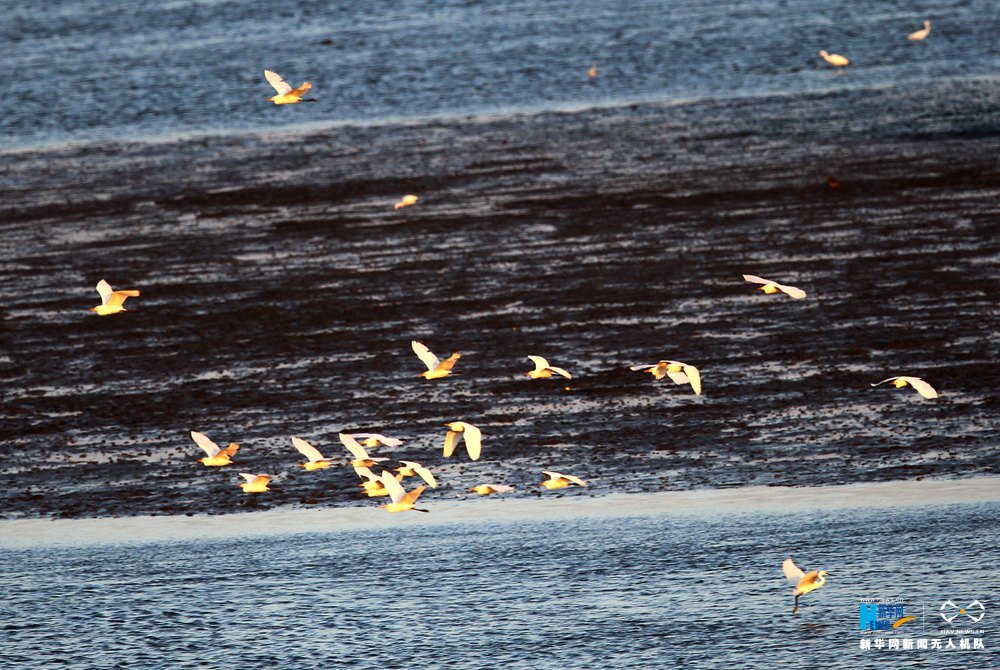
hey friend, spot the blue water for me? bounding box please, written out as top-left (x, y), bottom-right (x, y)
top-left (4, 0), bottom-right (996, 150)
top-left (1, 497), bottom-right (996, 669)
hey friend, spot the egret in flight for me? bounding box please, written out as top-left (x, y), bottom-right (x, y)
top-left (870, 376), bottom-right (938, 399)
top-left (818, 50), bottom-right (850, 67)
top-left (237, 473), bottom-right (271, 493)
top-left (394, 195), bottom-right (419, 210)
top-left (783, 558), bottom-right (829, 614)
top-left (340, 433), bottom-right (390, 467)
top-left (588, 62), bottom-right (598, 79)
top-left (291, 437), bottom-right (333, 470)
top-left (395, 460), bottom-right (438, 488)
top-left (412, 340), bottom-right (461, 379)
top-left (630, 360), bottom-right (702, 395)
top-left (540, 471), bottom-right (587, 489)
top-left (525, 355), bottom-right (572, 379)
top-left (743, 274), bottom-right (807, 299)
top-left (443, 421), bottom-right (482, 461)
top-left (468, 484), bottom-right (515, 495)
top-left (380, 470), bottom-right (428, 513)
top-left (351, 433), bottom-right (405, 448)
top-left (190, 431), bottom-right (239, 466)
top-left (90, 279), bottom-right (140, 315)
top-left (264, 70), bottom-right (317, 104)
top-left (908, 20), bottom-right (931, 41)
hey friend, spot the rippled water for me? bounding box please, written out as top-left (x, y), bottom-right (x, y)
top-left (2, 486), bottom-right (996, 669)
top-left (3, 0), bottom-right (996, 150)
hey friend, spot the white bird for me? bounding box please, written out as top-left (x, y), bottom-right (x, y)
top-left (395, 460), bottom-right (438, 488)
top-left (351, 433), bottom-right (405, 448)
top-left (818, 50), bottom-right (850, 67)
top-left (238, 473), bottom-right (271, 493)
top-left (190, 431), bottom-right (239, 466)
top-left (339, 433), bottom-right (391, 467)
top-left (291, 437), bottom-right (333, 470)
top-left (742, 274), bottom-right (807, 299)
top-left (783, 558), bottom-right (829, 614)
top-left (908, 20), bottom-right (931, 41)
top-left (630, 360), bottom-right (702, 395)
top-left (541, 471), bottom-right (587, 489)
top-left (443, 421), bottom-right (482, 461)
top-left (588, 62), bottom-right (598, 79)
top-left (412, 340), bottom-right (461, 379)
top-left (90, 279), bottom-right (140, 315)
top-left (468, 484), bottom-right (515, 496)
top-left (871, 376), bottom-right (938, 399)
top-left (525, 355), bottom-right (572, 379)
top-left (264, 70), bottom-right (317, 104)
top-left (380, 470), bottom-right (428, 513)
top-left (394, 194), bottom-right (419, 210)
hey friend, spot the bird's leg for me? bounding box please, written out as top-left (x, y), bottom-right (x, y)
top-left (413, 507), bottom-right (430, 513)
top-left (793, 595), bottom-right (800, 615)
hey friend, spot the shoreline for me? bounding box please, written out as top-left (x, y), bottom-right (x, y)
top-left (3, 475), bottom-right (997, 549)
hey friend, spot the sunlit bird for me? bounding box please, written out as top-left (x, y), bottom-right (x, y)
top-left (394, 194), bottom-right (419, 210)
top-left (540, 471), bottom-right (587, 489)
top-left (412, 340), bottom-right (461, 379)
top-left (468, 484), bottom-right (515, 495)
top-left (443, 421), bottom-right (482, 461)
top-left (264, 69), bottom-right (317, 104)
top-left (818, 50), bottom-right (850, 67)
top-left (630, 360), bottom-right (702, 395)
top-left (783, 558), bottom-right (829, 614)
top-left (870, 376), bottom-right (938, 399)
top-left (395, 460), bottom-right (438, 488)
top-left (743, 274), bottom-right (807, 299)
top-left (525, 355), bottom-right (572, 379)
top-left (380, 470), bottom-right (428, 513)
top-left (354, 466), bottom-right (384, 492)
top-left (340, 433), bottom-right (390, 467)
top-left (351, 433), bottom-right (405, 448)
top-left (291, 436), bottom-right (333, 470)
top-left (908, 20), bottom-right (931, 41)
top-left (190, 431), bottom-right (239, 466)
top-left (237, 472), bottom-right (271, 493)
top-left (588, 62), bottom-right (598, 79)
top-left (90, 279), bottom-right (140, 315)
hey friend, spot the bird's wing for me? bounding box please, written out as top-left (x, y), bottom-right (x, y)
top-left (107, 290), bottom-right (140, 309)
top-left (782, 558), bottom-right (805, 582)
top-left (443, 430), bottom-right (459, 458)
top-left (903, 377), bottom-right (938, 399)
top-left (564, 474), bottom-right (587, 486)
top-left (412, 464), bottom-right (438, 488)
top-left (95, 279), bottom-right (113, 306)
top-left (401, 484), bottom-right (426, 507)
top-left (220, 443), bottom-right (240, 458)
top-left (684, 365), bottom-right (702, 395)
top-left (777, 283), bottom-right (807, 300)
top-left (666, 370), bottom-right (690, 386)
top-left (742, 274), bottom-right (769, 285)
top-left (353, 466), bottom-right (379, 482)
top-left (291, 436), bottom-right (325, 462)
top-left (461, 423), bottom-right (482, 461)
top-left (353, 433), bottom-right (404, 447)
top-left (289, 81), bottom-right (312, 97)
top-left (870, 377), bottom-right (900, 388)
top-left (339, 433), bottom-right (369, 460)
top-left (541, 471), bottom-right (564, 481)
top-left (190, 431), bottom-right (220, 457)
top-left (381, 469), bottom-right (406, 503)
top-left (795, 570), bottom-right (821, 593)
top-left (411, 340), bottom-right (440, 371)
top-left (527, 355), bottom-right (549, 372)
top-left (490, 484), bottom-right (515, 493)
top-left (629, 364), bottom-right (657, 371)
top-left (239, 472), bottom-right (258, 483)
top-left (548, 366), bottom-right (572, 379)
top-left (264, 70), bottom-right (292, 95)
top-left (437, 353), bottom-right (461, 372)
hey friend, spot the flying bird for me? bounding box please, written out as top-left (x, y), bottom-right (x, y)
top-left (339, 433), bottom-right (390, 467)
top-left (90, 279), bottom-right (140, 315)
top-left (630, 360), bottom-right (702, 395)
top-left (264, 69), bottom-right (317, 104)
top-left (818, 50), bottom-right (850, 67)
top-left (412, 340), bottom-right (461, 379)
top-left (291, 437), bottom-right (333, 470)
top-left (237, 473), bottom-right (271, 493)
top-left (443, 421), bottom-right (482, 461)
top-left (908, 20), bottom-right (931, 41)
top-left (540, 471), bottom-right (587, 489)
top-left (395, 460), bottom-right (438, 488)
top-left (783, 558), bottom-right (829, 614)
top-left (525, 355), bottom-right (572, 379)
top-left (380, 470), bottom-right (428, 513)
top-left (190, 431), bottom-right (239, 466)
top-left (742, 274), bottom-right (807, 299)
top-left (588, 62), bottom-right (598, 79)
top-left (354, 466), bottom-right (385, 493)
top-left (351, 433), bottom-right (405, 448)
top-left (468, 484), bottom-right (515, 496)
top-left (394, 195), bottom-right (419, 210)
top-left (870, 376), bottom-right (938, 399)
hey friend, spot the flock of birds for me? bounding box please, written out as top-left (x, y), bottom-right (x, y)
top-left (77, 16), bottom-right (944, 614)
